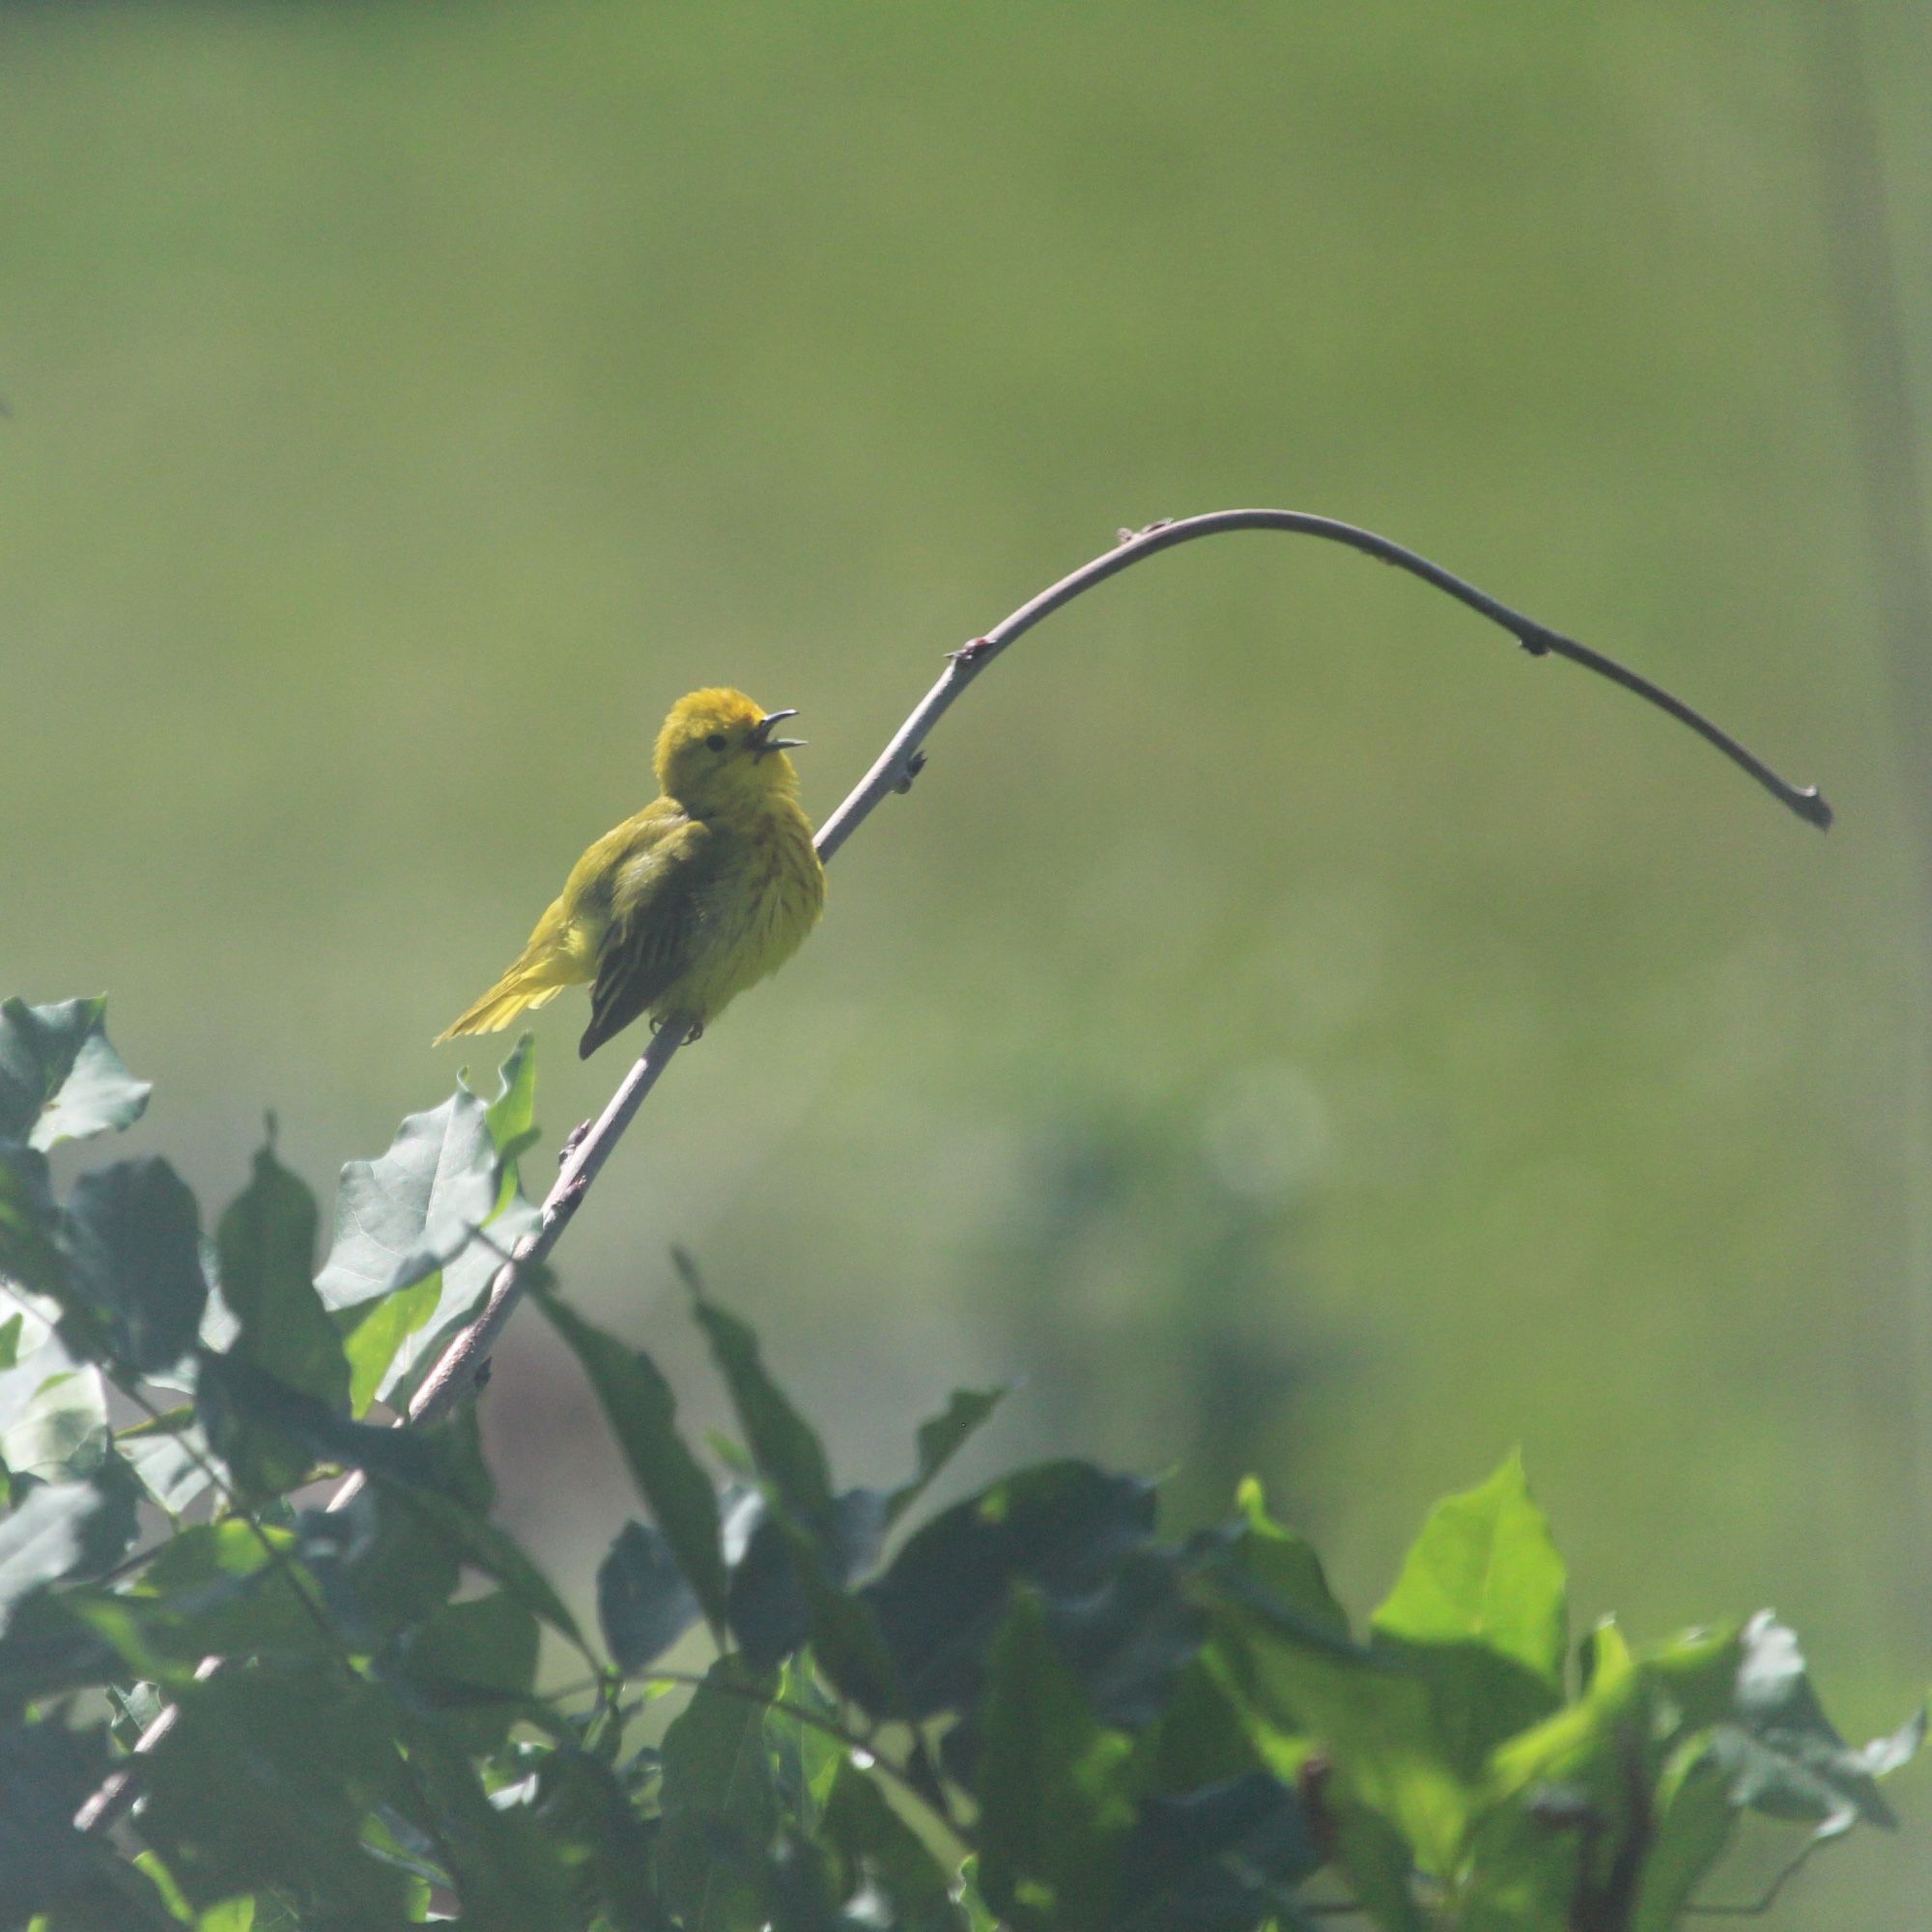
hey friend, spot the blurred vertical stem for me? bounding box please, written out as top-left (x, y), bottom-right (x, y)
top-left (1802, 1), bottom-right (1932, 1603)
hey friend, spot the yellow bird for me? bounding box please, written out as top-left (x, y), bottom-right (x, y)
top-left (437, 689), bottom-right (827, 1059)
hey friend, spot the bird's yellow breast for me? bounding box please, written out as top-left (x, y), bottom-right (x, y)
top-left (639, 795), bottom-right (825, 1027)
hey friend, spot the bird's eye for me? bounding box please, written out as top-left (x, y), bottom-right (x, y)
top-left (705, 733), bottom-right (728, 753)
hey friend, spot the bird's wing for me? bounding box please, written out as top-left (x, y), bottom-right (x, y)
top-left (579, 814), bottom-right (720, 1058)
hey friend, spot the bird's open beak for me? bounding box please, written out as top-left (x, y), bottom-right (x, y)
top-left (753, 708), bottom-right (807, 754)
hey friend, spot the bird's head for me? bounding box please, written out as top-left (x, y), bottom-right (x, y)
top-left (654, 688), bottom-right (808, 812)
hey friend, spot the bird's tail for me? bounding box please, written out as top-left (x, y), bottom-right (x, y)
top-left (434, 966), bottom-right (570, 1045)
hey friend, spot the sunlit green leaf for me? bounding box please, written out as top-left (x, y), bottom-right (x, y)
top-left (313, 1083), bottom-right (499, 1310)
top-left (0, 1331), bottom-right (109, 1483)
top-left (1370, 1452), bottom-right (1567, 1776)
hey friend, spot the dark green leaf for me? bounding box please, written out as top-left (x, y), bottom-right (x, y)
top-left (0, 1146), bottom-right (61, 1299)
top-left (393, 1590), bottom-right (539, 1753)
top-left (0, 1587), bottom-right (125, 1713)
top-left (863, 1461), bottom-right (1155, 1719)
top-left (976, 1589), bottom-right (1133, 1932)
top-left (215, 1140), bottom-right (347, 1411)
top-left (73, 1518), bottom-right (329, 1677)
top-left (58, 1158), bottom-right (206, 1376)
top-left (196, 1350), bottom-right (439, 1491)
top-left (398, 1712), bottom-right (581, 1932)
top-left (313, 1082), bottom-right (499, 1308)
top-left (660, 1656), bottom-right (781, 1932)
top-left (766, 1657), bottom-right (846, 1828)
top-left (820, 1764), bottom-right (964, 1931)
top-left (726, 1487), bottom-right (885, 1671)
top-left (296, 1484), bottom-right (462, 1649)
top-left (378, 1412), bottom-right (586, 1649)
top-left (886, 1385), bottom-right (1008, 1526)
top-left (539, 1293), bottom-right (728, 1634)
top-left (140, 1661), bottom-right (412, 1918)
top-left (1114, 1774), bottom-right (1321, 1932)
top-left (518, 1741), bottom-right (666, 1932)
top-left (687, 1277), bottom-right (838, 1549)
top-left (1050, 1548), bottom-right (1203, 1731)
top-left (599, 1520), bottom-right (701, 1674)
top-left (0, 996), bottom-right (151, 1151)
top-left (0, 1716), bottom-right (179, 1930)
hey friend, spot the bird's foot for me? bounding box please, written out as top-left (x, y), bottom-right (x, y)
top-left (559, 1119), bottom-right (592, 1166)
top-left (895, 749), bottom-right (928, 795)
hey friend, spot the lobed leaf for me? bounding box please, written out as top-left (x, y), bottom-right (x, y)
top-left (0, 995), bottom-right (151, 1152)
top-left (215, 1140), bottom-right (346, 1412)
top-left (59, 1156), bottom-right (207, 1377)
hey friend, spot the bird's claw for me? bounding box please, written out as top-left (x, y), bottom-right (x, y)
top-left (948, 636), bottom-right (994, 666)
top-left (895, 750), bottom-right (928, 795)
top-left (559, 1119), bottom-right (592, 1166)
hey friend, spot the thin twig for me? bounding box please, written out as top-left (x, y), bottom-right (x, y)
top-left (1685, 1829), bottom-right (1829, 1917)
top-left (76, 508), bottom-right (1829, 1834)
top-left (395, 510), bottom-right (1831, 1444)
top-left (54, 1344), bottom-right (461, 1881)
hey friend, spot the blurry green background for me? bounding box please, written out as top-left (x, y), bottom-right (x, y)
top-left (5, 3), bottom-right (1929, 1916)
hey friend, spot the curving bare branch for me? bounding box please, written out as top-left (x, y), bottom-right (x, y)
top-left (79, 508), bottom-right (1829, 1835)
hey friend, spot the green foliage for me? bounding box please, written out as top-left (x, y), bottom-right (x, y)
top-left (0, 1004), bottom-right (1920, 1929)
